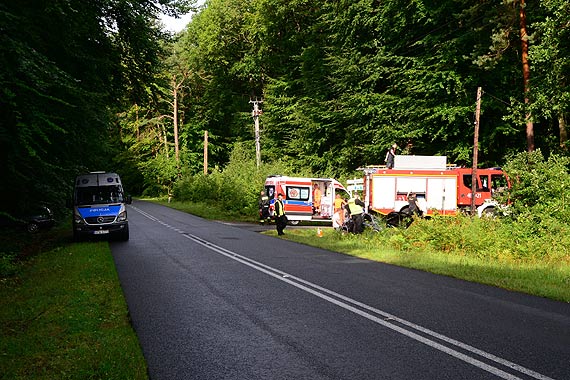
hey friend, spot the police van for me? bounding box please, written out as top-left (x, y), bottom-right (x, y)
top-left (71, 172), bottom-right (131, 241)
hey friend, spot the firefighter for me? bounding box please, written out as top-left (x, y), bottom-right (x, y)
top-left (258, 190), bottom-right (270, 224)
top-left (406, 193), bottom-right (423, 217)
top-left (346, 193), bottom-right (365, 234)
top-left (274, 193), bottom-right (287, 236)
top-left (385, 143), bottom-right (397, 169)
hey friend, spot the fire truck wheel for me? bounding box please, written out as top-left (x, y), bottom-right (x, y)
top-left (481, 207), bottom-right (496, 218)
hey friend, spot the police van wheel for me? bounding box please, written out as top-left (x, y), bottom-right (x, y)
top-left (118, 226), bottom-right (130, 241)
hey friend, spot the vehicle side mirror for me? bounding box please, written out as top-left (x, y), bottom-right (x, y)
top-left (126, 195), bottom-right (132, 204)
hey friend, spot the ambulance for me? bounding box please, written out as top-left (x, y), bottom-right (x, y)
top-left (264, 175), bottom-right (348, 224)
top-left (71, 172), bottom-right (132, 241)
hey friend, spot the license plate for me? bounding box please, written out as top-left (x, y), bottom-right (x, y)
top-left (94, 230), bottom-right (109, 235)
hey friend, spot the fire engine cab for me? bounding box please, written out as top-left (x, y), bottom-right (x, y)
top-left (264, 175), bottom-right (348, 224)
top-left (361, 155), bottom-right (508, 217)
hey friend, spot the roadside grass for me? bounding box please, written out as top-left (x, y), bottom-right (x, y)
top-left (151, 198), bottom-right (570, 303)
top-left (271, 227), bottom-right (570, 303)
top-left (146, 197), bottom-right (257, 222)
top-left (0, 238), bottom-right (147, 380)
top-left (150, 198), bottom-right (570, 303)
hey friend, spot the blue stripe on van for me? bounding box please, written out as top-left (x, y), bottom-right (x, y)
top-left (77, 205), bottom-right (121, 218)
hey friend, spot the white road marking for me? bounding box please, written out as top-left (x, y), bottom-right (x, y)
top-left (131, 206), bottom-right (557, 380)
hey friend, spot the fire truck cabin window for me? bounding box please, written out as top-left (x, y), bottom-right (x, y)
top-left (491, 175), bottom-right (508, 192)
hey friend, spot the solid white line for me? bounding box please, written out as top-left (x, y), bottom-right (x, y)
top-left (130, 206), bottom-right (557, 380)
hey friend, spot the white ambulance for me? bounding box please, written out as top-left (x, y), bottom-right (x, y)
top-left (264, 175), bottom-right (348, 224)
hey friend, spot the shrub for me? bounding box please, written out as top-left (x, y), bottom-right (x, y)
top-left (0, 253), bottom-right (20, 278)
top-left (500, 150), bottom-right (570, 230)
top-left (172, 143), bottom-right (296, 217)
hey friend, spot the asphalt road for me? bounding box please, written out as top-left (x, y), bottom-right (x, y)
top-left (111, 200), bottom-right (570, 380)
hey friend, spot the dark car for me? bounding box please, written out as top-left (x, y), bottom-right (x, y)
top-left (0, 205), bottom-right (56, 233)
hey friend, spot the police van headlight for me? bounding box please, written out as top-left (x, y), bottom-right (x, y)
top-left (74, 209), bottom-right (86, 225)
top-left (117, 211), bottom-right (127, 222)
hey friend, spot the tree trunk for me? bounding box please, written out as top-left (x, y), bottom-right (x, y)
top-left (172, 76), bottom-right (180, 164)
top-left (519, 0), bottom-right (534, 152)
top-left (162, 124), bottom-right (169, 158)
top-left (560, 113), bottom-right (568, 150)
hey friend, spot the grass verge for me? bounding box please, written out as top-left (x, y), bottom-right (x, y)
top-left (149, 198), bottom-right (257, 222)
top-left (153, 198), bottom-right (570, 303)
top-left (271, 227), bottom-right (570, 303)
top-left (0, 240), bottom-right (147, 380)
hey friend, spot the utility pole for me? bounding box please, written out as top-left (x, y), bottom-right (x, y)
top-left (203, 130), bottom-right (208, 175)
top-left (471, 87), bottom-right (482, 215)
top-left (518, 0), bottom-right (534, 152)
top-left (250, 98), bottom-right (263, 168)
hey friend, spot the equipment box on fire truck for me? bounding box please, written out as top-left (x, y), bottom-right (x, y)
top-left (264, 176), bottom-right (348, 224)
top-left (362, 155), bottom-right (508, 218)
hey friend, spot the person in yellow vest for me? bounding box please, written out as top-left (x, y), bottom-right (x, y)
top-left (346, 193), bottom-right (365, 234)
top-left (274, 193), bottom-right (287, 235)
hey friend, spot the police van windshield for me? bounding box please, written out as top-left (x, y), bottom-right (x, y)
top-left (75, 185), bottom-right (124, 205)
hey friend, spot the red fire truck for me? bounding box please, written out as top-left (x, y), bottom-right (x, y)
top-left (264, 175), bottom-right (348, 224)
top-left (361, 155), bottom-right (508, 218)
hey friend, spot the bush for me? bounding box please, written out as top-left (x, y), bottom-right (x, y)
top-left (500, 150), bottom-right (570, 231)
top-left (0, 253), bottom-right (20, 278)
top-left (172, 143), bottom-right (295, 217)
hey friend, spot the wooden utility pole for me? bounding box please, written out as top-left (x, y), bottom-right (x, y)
top-left (203, 130), bottom-right (208, 175)
top-left (519, 0), bottom-right (534, 152)
top-left (471, 87), bottom-right (482, 215)
top-left (250, 99), bottom-right (263, 168)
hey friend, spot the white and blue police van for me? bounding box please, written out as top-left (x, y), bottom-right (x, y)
top-left (71, 172), bottom-right (131, 241)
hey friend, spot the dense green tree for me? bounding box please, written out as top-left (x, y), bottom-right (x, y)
top-left (6, 0), bottom-right (566, 204)
top-left (0, 0), bottom-right (193, 213)
top-left (528, 0), bottom-right (570, 151)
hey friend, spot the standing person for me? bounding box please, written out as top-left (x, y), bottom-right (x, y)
top-left (312, 184), bottom-right (322, 215)
top-left (332, 209), bottom-right (343, 231)
top-left (385, 143), bottom-right (397, 169)
top-left (333, 193), bottom-right (346, 225)
top-left (346, 193), bottom-right (365, 234)
top-left (258, 190), bottom-right (270, 224)
top-left (274, 193), bottom-right (287, 236)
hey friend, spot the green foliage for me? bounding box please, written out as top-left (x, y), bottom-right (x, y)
top-left (0, 243), bottom-right (148, 379)
top-left (282, 227), bottom-right (570, 302)
top-left (0, 0), bottom-right (192, 210)
top-left (172, 143), bottom-right (295, 216)
top-left (500, 150), bottom-right (570, 231)
top-left (0, 253), bottom-right (19, 278)
top-left (528, 0), bottom-right (570, 146)
top-left (4, 0), bottom-right (570, 216)
top-left (139, 155), bottom-right (180, 197)
top-left (173, 170), bottom-right (224, 202)
top-left (113, 0), bottom-right (570, 193)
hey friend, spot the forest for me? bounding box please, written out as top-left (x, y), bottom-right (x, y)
top-left (1, 0), bottom-right (569, 216)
